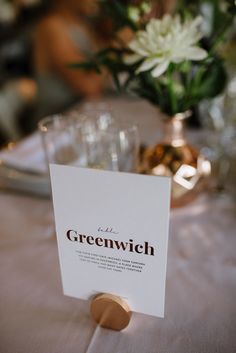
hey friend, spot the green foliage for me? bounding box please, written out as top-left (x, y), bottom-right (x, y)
top-left (70, 0), bottom-right (235, 116)
top-left (178, 0), bottom-right (235, 39)
top-left (190, 58), bottom-right (227, 100)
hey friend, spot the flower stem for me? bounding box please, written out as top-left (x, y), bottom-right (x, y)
top-left (167, 66), bottom-right (178, 115)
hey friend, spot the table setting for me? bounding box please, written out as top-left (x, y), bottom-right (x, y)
top-left (0, 95), bottom-right (236, 353)
top-left (0, 99), bottom-right (141, 196)
top-left (0, 1), bottom-right (236, 352)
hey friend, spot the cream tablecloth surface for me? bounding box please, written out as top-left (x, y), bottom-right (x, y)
top-left (0, 98), bottom-right (236, 353)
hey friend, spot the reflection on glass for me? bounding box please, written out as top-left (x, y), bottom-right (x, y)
top-left (38, 112), bottom-right (140, 174)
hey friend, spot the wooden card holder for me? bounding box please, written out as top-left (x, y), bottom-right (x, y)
top-left (90, 293), bottom-right (132, 331)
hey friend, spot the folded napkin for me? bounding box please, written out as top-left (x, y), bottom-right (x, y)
top-left (0, 133), bottom-right (48, 174)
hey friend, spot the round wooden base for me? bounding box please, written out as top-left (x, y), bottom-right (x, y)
top-left (90, 293), bottom-right (131, 331)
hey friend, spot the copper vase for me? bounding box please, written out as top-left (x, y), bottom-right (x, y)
top-left (140, 112), bottom-right (211, 207)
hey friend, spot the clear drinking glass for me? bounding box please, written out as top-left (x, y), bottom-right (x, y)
top-left (38, 114), bottom-right (85, 169)
top-left (69, 103), bottom-right (114, 132)
top-left (199, 74), bottom-right (236, 193)
top-left (66, 109), bottom-right (115, 169)
top-left (85, 123), bottom-right (140, 173)
top-left (39, 112), bottom-right (140, 173)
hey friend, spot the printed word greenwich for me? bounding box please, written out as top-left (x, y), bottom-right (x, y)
top-left (66, 230), bottom-right (155, 256)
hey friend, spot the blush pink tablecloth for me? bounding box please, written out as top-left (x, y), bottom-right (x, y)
top-left (0, 98), bottom-right (236, 353)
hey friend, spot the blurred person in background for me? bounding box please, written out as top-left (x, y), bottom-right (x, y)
top-left (0, 0), bottom-right (178, 145)
top-left (32, 0), bottom-right (105, 125)
top-left (0, 0), bottom-right (39, 144)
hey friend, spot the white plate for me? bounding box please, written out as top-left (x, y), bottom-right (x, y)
top-left (0, 165), bottom-right (51, 197)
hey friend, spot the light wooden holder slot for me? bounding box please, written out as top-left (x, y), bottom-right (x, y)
top-left (90, 293), bottom-right (132, 331)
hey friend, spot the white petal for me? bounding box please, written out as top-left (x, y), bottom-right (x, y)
top-left (184, 47), bottom-right (208, 61)
top-left (192, 16), bottom-right (203, 27)
top-left (163, 14), bottom-right (172, 26)
top-left (129, 40), bottom-right (149, 56)
top-left (125, 15), bottom-right (208, 70)
top-left (123, 53), bottom-right (142, 65)
top-left (151, 60), bottom-right (169, 77)
top-left (136, 57), bottom-right (163, 73)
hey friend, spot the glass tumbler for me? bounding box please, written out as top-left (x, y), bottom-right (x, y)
top-left (38, 114), bottom-right (85, 170)
top-left (88, 124), bottom-right (140, 173)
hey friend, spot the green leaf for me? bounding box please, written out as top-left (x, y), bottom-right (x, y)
top-left (193, 58), bottom-right (227, 100)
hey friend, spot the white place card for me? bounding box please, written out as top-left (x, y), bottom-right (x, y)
top-left (50, 165), bottom-right (171, 317)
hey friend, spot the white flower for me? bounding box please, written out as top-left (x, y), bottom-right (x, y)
top-left (124, 14), bottom-right (208, 77)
